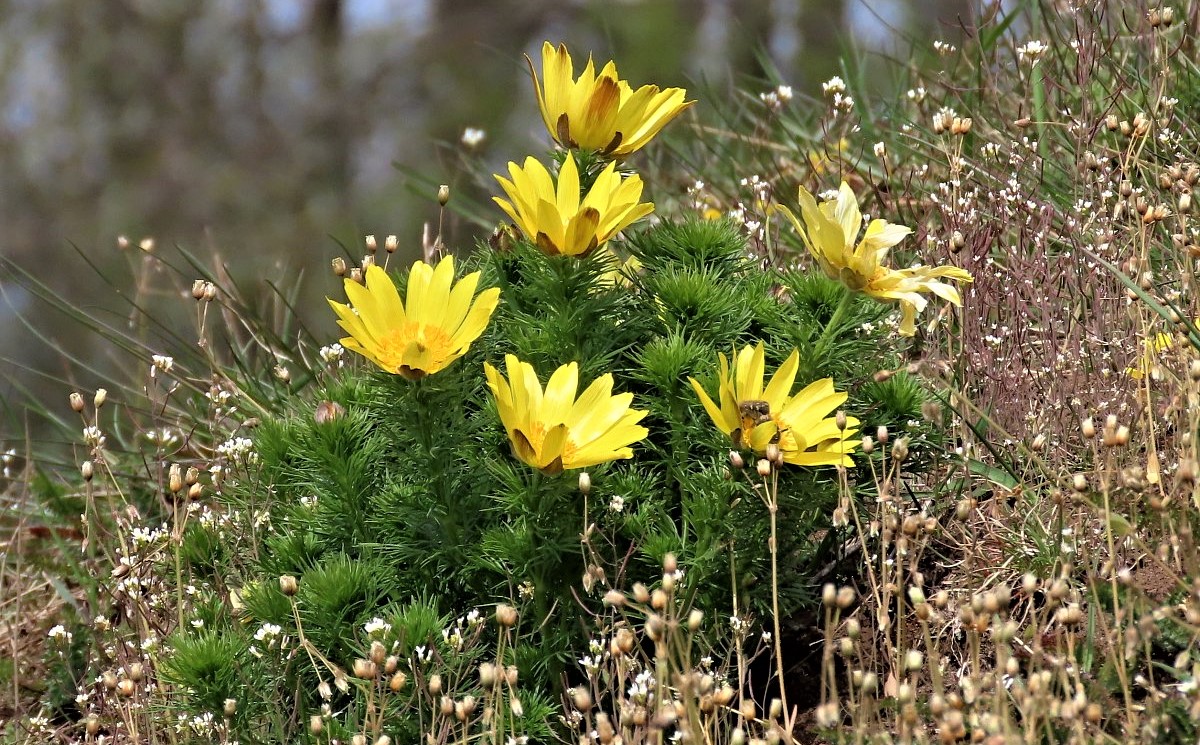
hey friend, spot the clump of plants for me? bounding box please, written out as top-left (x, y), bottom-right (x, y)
top-left (22, 3), bottom-right (1200, 743)
top-left (1, 37), bottom-right (974, 745)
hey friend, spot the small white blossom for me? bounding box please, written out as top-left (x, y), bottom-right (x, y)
top-left (822, 76), bottom-right (846, 95)
top-left (319, 344), bottom-right (345, 365)
top-left (48, 624), bottom-right (72, 643)
top-left (364, 617), bottom-right (392, 638)
top-left (254, 623), bottom-right (283, 647)
top-left (217, 437), bottom-right (258, 465)
top-left (83, 426), bottom-right (105, 448)
top-left (151, 354), bottom-right (174, 377)
top-left (1017, 40), bottom-right (1049, 64)
top-left (461, 127), bottom-right (487, 148)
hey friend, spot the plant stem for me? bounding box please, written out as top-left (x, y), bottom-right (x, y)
top-left (765, 467), bottom-right (791, 736)
top-left (814, 290), bottom-right (856, 359)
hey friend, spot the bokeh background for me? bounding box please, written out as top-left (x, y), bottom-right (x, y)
top-left (0, 0), bottom-right (973, 437)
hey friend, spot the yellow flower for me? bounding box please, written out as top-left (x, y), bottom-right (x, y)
top-left (689, 343), bottom-right (858, 467)
top-left (1127, 330), bottom-right (1183, 380)
top-left (484, 355), bottom-right (649, 475)
top-left (327, 257), bottom-right (500, 380)
top-left (493, 154), bottom-right (654, 257)
top-left (780, 182), bottom-right (973, 336)
top-left (529, 41), bottom-right (693, 157)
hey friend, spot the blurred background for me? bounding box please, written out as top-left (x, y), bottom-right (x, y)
top-left (0, 0), bottom-right (973, 439)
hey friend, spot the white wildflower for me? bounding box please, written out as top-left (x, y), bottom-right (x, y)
top-left (461, 127), bottom-right (487, 148)
top-left (822, 76), bottom-right (846, 95)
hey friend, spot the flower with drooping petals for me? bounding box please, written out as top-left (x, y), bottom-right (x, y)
top-left (327, 257), bottom-right (500, 380)
top-left (780, 182), bottom-right (973, 336)
top-left (493, 154), bottom-right (653, 257)
top-left (485, 355), bottom-right (648, 474)
top-left (689, 343), bottom-right (858, 467)
top-left (529, 41), bottom-right (693, 156)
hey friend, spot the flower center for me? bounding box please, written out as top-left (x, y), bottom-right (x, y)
top-left (516, 420), bottom-right (579, 472)
top-left (376, 322), bottom-right (455, 375)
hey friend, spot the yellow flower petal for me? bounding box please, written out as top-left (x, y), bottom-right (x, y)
top-left (488, 356), bottom-right (648, 473)
top-left (493, 154), bottom-right (653, 258)
top-left (328, 257), bottom-right (499, 379)
top-left (692, 344), bottom-right (857, 468)
top-left (526, 41), bottom-right (693, 156)
top-left (786, 181), bottom-right (972, 336)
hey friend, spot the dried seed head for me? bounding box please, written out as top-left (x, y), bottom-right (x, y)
top-left (279, 575), bottom-right (299, 597)
top-left (1081, 417), bottom-right (1096, 439)
top-left (663, 552), bottom-right (677, 574)
top-left (495, 604), bottom-right (518, 628)
top-left (459, 694), bottom-right (478, 719)
top-left (633, 582), bottom-right (650, 603)
top-left (822, 583), bottom-right (837, 607)
top-left (687, 609), bottom-right (704, 632)
top-left (836, 586), bottom-right (856, 609)
top-left (614, 627), bottom-right (636, 655)
top-left (479, 662), bottom-right (496, 688)
top-left (384, 235), bottom-right (399, 254)
top-left (839, 637), bottom-right (855, 657)
top-left (861, 671), bottom-right (878, 693)
top-left (332, 257), bottom-right (347, 277)
top-left (93, 389), bottom-right (108, 409)
top-left (728, 450), bottom-right (745, 469)
top-left (769, 698), bottom-right (783, 719)
top-left (389, 671), bottom-right (407, 692)
top-left (765, 442), bottom-right (783, 466)
top-left (369, 640), bottom-right (386, 666)
top-left (438, 184), bottom-right (451, 207)
top-left (69, 392), bottom-right (85, 413)
top-left (646, 613), bottom-right (665, 641)
top-left (81, 460), bottom-right (94, 482)
top-left (740, 699), bottom-right (757, 720)
top-left (223, 698), bottom-right (238, 717)
top-left (572, 686), bottom-right (592, 711)
top-left (578, 471), bottom-right (591, 495)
